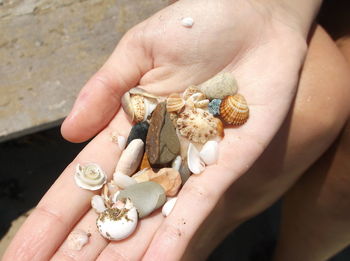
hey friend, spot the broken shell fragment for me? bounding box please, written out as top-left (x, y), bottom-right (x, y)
top-left (115, 139), bottom-right (144, 176)
top-left (97, 198), bottom-right (138, 241)
top-left (67, 229), bottom-right (90, 251)
top-left (186, 92), bottom-right (209, 108)
top-left (220, 94), bottom-right (249, 126)
top-left (199, 140), bottom-right (219, 165)
top-left (91, 195), bottom-right (107, 214)
top-left (183, 86), bottom-right (201, 100)
top-left (162, 197), bottom-right (177, 217)
top-left (149, 168), bottom-right (182, 197)
top-left (171, 155), bottom-right (182, 171)
top-left (74, 163), bottom-right (107, 191)
top-left (198, 72), bottom-right (238, 99)
top-left (166, 93), bottom-right (185, 112)
top-left (115, 181), bottom-right (166, 218)
top-left (187, 143), bottom-right (205, 174)
top-left (176, 108), bottom-right (222, 144)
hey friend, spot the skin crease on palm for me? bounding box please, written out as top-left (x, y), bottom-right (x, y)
top-left (2, 0), bottom-right (325, 261)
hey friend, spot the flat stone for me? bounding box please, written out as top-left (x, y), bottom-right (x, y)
top-left (116, 181), bottom-right (166, 218)
top-left (146, 102), bottom-right (180, 168)
top-left (126, 121), bottom-right (149, 146)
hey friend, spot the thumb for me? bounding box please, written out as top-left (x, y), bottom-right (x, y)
top-left (61, 26), bottom-right (152, 142)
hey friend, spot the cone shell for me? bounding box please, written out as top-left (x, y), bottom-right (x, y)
top-left (166, 93), bottom-right (185, 112)
top-left (220, 94), bottom-right (249, 126)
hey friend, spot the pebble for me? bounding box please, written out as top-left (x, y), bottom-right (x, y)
top-left (91, 195), bottom-right (107, 213)
top-left (113, 172), bottom-right (137, 189)
top-left (146, 102), bottom-right (180, 168)
top-left (179, 158), bottom-right (191, 185)
top-left (126, 121), bottom-right (149, 146)
top-left (181, 17), bottom-right (194, 28)
top-left (140, 152), bottom-right (151, 170)
top-left (198, 72), bottom-right (238, 99)
top-left (208, 99), bottom-right (222, 116)
top-left (199, 140), bottom-right (219, 165)
top-left (162, 197), bottom-right (177, 217)
top-left (116, 181), bottom-right (166, 218)
top-left (115, 139), bottom-right (144, 176)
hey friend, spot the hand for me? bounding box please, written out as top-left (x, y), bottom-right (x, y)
top-left (3, 0), bottom-right (315, 260)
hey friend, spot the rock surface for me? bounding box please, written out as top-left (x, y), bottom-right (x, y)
top-left (126, 121), bottom-right (149, 146)
top-left (146, 102), bottom-right (180, 168)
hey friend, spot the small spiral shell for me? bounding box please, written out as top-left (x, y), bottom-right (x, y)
top-left (219, 94), bottom-right (249, 126)
top-left (166, 93), bottom-right (185, 112)
top-left (74, 163), bottom-right (107, 191)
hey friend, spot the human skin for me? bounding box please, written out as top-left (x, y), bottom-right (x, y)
top-left (3, 0), bottom-right (324, 260)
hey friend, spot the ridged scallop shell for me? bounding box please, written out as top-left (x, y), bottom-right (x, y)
top-left (220, 94), bottom-right (249, 126)
top-left (166, 93), bottom-right (185, 112)
top-left (176, 108), bottom-right (223, 144)
top-left (74, 163), bottom-right (107, 191)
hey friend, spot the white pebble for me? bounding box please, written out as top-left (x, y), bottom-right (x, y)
top-left (91, 195), bottom-right (107, 214)
top-left (162, 197), bottom-right (177, 217)
top-left (113, 171), bottom-right (137, 189)
top-left (115, 139), bottom-right (144, 176)
top-left (67, 229), bottom-right (90, 251)
top-left (181, 17), bottom-right (194, 28)
top-left (117, 136), bottom-right (127, 150)
top-left (199, 140), bottom-right (219, 165)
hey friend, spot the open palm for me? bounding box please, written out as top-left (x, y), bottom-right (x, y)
top-left (3, 0), bottom-right (308, 260)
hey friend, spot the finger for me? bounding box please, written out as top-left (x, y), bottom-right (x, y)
top-left (61, 25), bottom-right (152, 142)
top-left (97, 213), bottom-right (164, 261)
top-left (3, 112), bottom-right (132, 261)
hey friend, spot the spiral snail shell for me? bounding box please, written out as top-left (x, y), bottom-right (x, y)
top-left (219, 94), bottom-right (249, 126)
top-left (74, 163), bottom-right (107, 191)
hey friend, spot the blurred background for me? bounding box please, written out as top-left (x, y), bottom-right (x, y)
top-left (0, 0), bottom-right (349, 259)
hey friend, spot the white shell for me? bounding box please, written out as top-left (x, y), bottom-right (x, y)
top-left (115, 139), bottom-right (144, 176)
top-left (74, 163), bottom-right (107, 191)
top-left (181, 17), bottom-right (194, 27)
top-left (187, 143), bottom-right (205, 175)
top-left (91, 195), bottom-right (107, 214)
top-left (66, 229), bottom-right (90, 251)
top-left (113, 172), bottom-right (137, 189)
top-left (117, 136), bottom-right (126, 150)
top-left (162, 197), bottom-right (177, 217)
top-left (199, 140), bottom-right (219, 165)
top-left (171, 156), bottom-right (182, 171)
top-left (96, 198), bottom-right (138, 241)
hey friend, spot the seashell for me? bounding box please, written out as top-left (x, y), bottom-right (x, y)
top-left (171, 156), bottom-right (182, 171)
top-left (91, 195), bottom-right (107, 214)
top-left (129, 87), bottom-right (160, 99)
top-left (199, 140), bottom-right (219, 165)
top-left (162, 197), bottom-right (177, 217)
top-left (183, 86), bottom-right (201, 100)
top-left (113, 171), bottom-right (137, 189)
top-left (74, 163), bottom-right (107, 191)
top-left (187, 143), bottom-right (205, 174)
top-left (186, 92), bottom-right (209, 109)
top-left (220, 94), bottom-right (249, 126)
top-left (176, 108), bottom-right (222, 144)
top-left (121, 89), bottom-right (158, 123)
top-left (115, 139), bottom-right (144, 176)
top-left (115, 181), bottom-right (166, 218)
top-left (198, 72), bottom-right (238, 99)
top-left (96, 198), bottom-right (138, 241)
top-left (67, 229), bottom-right (90, 251)
top-left (166, 93), bottom-right (185, 112)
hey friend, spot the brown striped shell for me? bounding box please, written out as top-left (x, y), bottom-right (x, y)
top-left (219, 94), bottom-right (249, 126)
top-left (176, 108), bottom-right (224, 144)
top-left (166, 93), bottom-right (185, 112)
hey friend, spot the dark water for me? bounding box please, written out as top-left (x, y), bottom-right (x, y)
top-left (0, 126), bottom-right (349, 260)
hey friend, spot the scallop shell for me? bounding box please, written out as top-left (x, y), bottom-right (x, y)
top-left (166, 93), bottom-right (185, 112)
top-left (96, 198), bottom-right (138, 241)
top-left (176, 108), bottom-right (223, 144)
top-left (74, 163), bottom-right (107, 191)
top-left (220, 94), bottom-right (249, 126)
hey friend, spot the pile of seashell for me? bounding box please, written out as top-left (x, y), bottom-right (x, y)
top-left (72, 72), bottom-right (249, 245)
